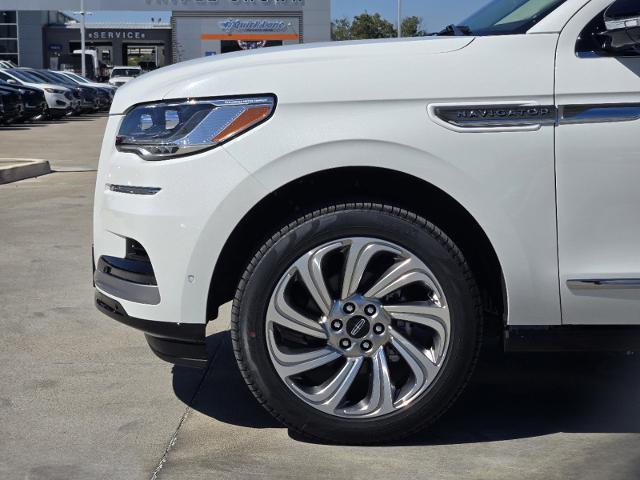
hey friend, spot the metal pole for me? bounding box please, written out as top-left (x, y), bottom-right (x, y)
top-left (80, 0), bottom-right (86, 77)
top-left (397, 0), bottom-right (402, 38)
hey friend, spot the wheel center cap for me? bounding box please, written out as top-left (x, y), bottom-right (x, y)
top-left (346, 316), bottom-right (370, 339)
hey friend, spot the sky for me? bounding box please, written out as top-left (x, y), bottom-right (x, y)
top-left (64, 0), bottom-right (488, 33)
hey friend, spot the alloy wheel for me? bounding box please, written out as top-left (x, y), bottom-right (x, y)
top-left (265, 237), bottom-right (451, 418)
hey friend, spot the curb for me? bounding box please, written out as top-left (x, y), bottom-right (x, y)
top-left (0, 160), bottom-right (52, 185)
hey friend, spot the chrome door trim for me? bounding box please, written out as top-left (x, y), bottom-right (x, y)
top-left (432, 104), bottom-right (557, 129)
top-left (559, 104), bottom-right (640, 125)
top-left (567, 278), bottom-right (640, 290)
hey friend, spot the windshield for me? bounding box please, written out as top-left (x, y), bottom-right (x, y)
top-left (46, 71), bottom-right (77, 86)
top-left (111, 68), bottom-right (140, 78)
top-left (7, 69), bottom-right (44, 84)
top-left (461, 0), bottom-right (567, 35)
top-left (64, 72), bottom-right (90, 84)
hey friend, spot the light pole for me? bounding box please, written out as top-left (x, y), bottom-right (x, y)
top-left (73, 0), bottom-right (88, 77)
top-left (397, 0), bottom-right (402, 38)
top-left (80, 0), bottom-right (86, 76)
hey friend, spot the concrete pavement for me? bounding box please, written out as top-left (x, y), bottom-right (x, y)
top-left (1, 115), bottom-right (639, 480)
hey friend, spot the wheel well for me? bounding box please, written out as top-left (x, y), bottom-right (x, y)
top-left (207, 167), bottom-right (506, 331)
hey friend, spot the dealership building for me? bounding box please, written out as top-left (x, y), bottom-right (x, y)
top-left (1, 1), bottom-right (330, 72)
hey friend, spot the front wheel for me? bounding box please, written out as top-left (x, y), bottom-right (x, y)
top-left (231, 204), bottom-right (482, 444)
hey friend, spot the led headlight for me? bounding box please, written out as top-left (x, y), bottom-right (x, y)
top-left (45, 88), bottom-right (66, 94)
top-left (115, 96), bottom-right (275, 160)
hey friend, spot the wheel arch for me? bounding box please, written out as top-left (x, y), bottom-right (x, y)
top-left (207, 166), bottom-right (507, 335)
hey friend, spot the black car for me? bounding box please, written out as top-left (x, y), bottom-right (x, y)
top-left (0, 80), bottom-right (46, 122)
top-left (0, 88), bottom-right (24, 125)
top-left (58, 71), bottom-right (114, 111)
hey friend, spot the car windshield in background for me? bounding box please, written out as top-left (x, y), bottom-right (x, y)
top-left (65, 72), bottom-right (90, 84)
top-left (112, 69), bottom-right (140, 77)
top-left (7, 70), bottom-right (43, 84)
top-left (460, 0), bottom-right (567, 36)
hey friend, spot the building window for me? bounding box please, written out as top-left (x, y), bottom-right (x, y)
top-left (0, 10), bottom-right (18, 65)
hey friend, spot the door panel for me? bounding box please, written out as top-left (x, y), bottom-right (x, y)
top-left (556, 0), bottom-right (640, 325)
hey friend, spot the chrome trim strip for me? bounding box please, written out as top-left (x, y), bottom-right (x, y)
top-left (559, 104), bottom-right (640, 125)
top-left (106, 184), bottom-right (161, 195)
top-left (567, 278), bottom-right (640, 290)
top-left (433, 105), bottom-right (557, 129)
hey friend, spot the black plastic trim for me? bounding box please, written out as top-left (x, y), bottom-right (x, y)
top-left (505, 325), bottom-right (640, 352)
top-left (95, 291), bottom-right (208, 368)
top-left (98, 255), bottom-right (156, 286)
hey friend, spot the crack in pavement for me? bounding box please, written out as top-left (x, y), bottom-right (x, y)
top-left (150, 333), bottom-right (226, 480)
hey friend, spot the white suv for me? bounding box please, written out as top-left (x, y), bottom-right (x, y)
top-left (94, 0), bottom-right (640, 443)
top-left (108, 66), bottom-right (142, 88)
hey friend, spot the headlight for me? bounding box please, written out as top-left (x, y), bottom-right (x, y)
top-left (45, 88), bottom-right (65, 94)
top-left (115, 96), bottom-right (275, 160)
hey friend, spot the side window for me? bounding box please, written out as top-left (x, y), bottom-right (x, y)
top-left (575, 10), bottom-right (607, 55)
top-left (576, 1), bottom-right (640, 57)
top-left (0, 71), bottom-right (11, 81)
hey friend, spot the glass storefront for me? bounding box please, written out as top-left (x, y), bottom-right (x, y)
top-left (0, 11), bottom-right (18, 65)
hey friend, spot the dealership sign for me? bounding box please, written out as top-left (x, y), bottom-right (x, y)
top-left (88, 30), bottom-right (147, 40)
top-left (219, 18), bottom-right (288, 33)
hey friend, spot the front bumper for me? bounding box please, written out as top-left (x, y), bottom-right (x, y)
top-left (95, 291), bottom-right (207, 368)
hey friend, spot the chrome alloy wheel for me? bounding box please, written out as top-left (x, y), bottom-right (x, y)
top-left (265, 237), bottom-right (451, 419)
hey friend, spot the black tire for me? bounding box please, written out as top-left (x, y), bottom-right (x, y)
top-left (231, 203), bottom-right (482, 444)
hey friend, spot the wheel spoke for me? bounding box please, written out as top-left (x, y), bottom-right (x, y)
top-left (294, 357), bottom-right (363, 410)
top-left (267, 329), bottom-right (340, 377)
top-left (383, 302), bottom-right (449, 358)
top-left (293, 242), bottom-right (342, 316)
top-left (268, 273), bottom-right (327, 339)
top-left (364, 257), bottom-right (441, 299)
top-left (341, 239), bottom-right (400, 298)
top-left (390, 328), bottom-right (440, 404)
top-left (348, 347), bottom-right (395, 416)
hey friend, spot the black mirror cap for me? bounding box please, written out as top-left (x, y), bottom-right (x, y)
top-left (602, 0), bottom-right (640, 52)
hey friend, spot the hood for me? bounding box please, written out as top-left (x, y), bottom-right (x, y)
top-left (111, 36), bottom-right (473, 114)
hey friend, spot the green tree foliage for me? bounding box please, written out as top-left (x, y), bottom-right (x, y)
top-left (332, 13), bottom-right (427, 41)
top-left (402, 16), bottom-right (427, 37)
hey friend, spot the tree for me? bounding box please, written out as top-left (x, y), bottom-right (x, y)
top-left (331, 17), bottom-right (352, 41)
top-left (350, 12), bottom-right (397, 39)
top-left (401, 16), bottom-right (427, 37)
top-left (331, 13), bottom-right (427, 41)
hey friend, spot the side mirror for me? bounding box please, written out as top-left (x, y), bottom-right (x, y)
top-left (6, 79), bottom-right (17, 84)
top-left (602, 0), bottom-right (640, 52)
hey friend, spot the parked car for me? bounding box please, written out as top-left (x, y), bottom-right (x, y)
top-left (58, 71), bottom-right (114, 110)
top-left (0, 60), bottom-right (17, 69)
top-left (108, 66), bottom-right (142, 87)
top-left (0, 80), bottom-right (46, 122)
top-left (0, 68), bottom-right (73, 118)
top-left (0, 87), bottom-right (24, 124)
top-left (24, 69), bottom-right (96, 114)
top-left (93, 0), bottom-right (640, 444)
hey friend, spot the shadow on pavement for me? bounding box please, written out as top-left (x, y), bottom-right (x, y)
top-left (172, 330), bottom-right (640, 445)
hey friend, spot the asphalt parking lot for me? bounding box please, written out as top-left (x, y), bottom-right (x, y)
top-left (1, 116), bottom-right (640, 480)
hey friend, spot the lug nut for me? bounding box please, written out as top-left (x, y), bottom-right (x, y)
top-left (343, 303), bottom-right (356, 314)
top-left (373, 323), bottom-right (385, 334)
top-left (364, 304), bottom-right (377, 316)
top-left (331, 319), bottom-right (343, 331)
top-left (340, 338), bottom-right (352, 349)
top-left (361, 340), bottom-right (373, 351)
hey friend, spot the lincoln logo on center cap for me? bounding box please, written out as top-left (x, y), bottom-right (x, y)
top-left (347, 316), bottom-right (370, 339)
